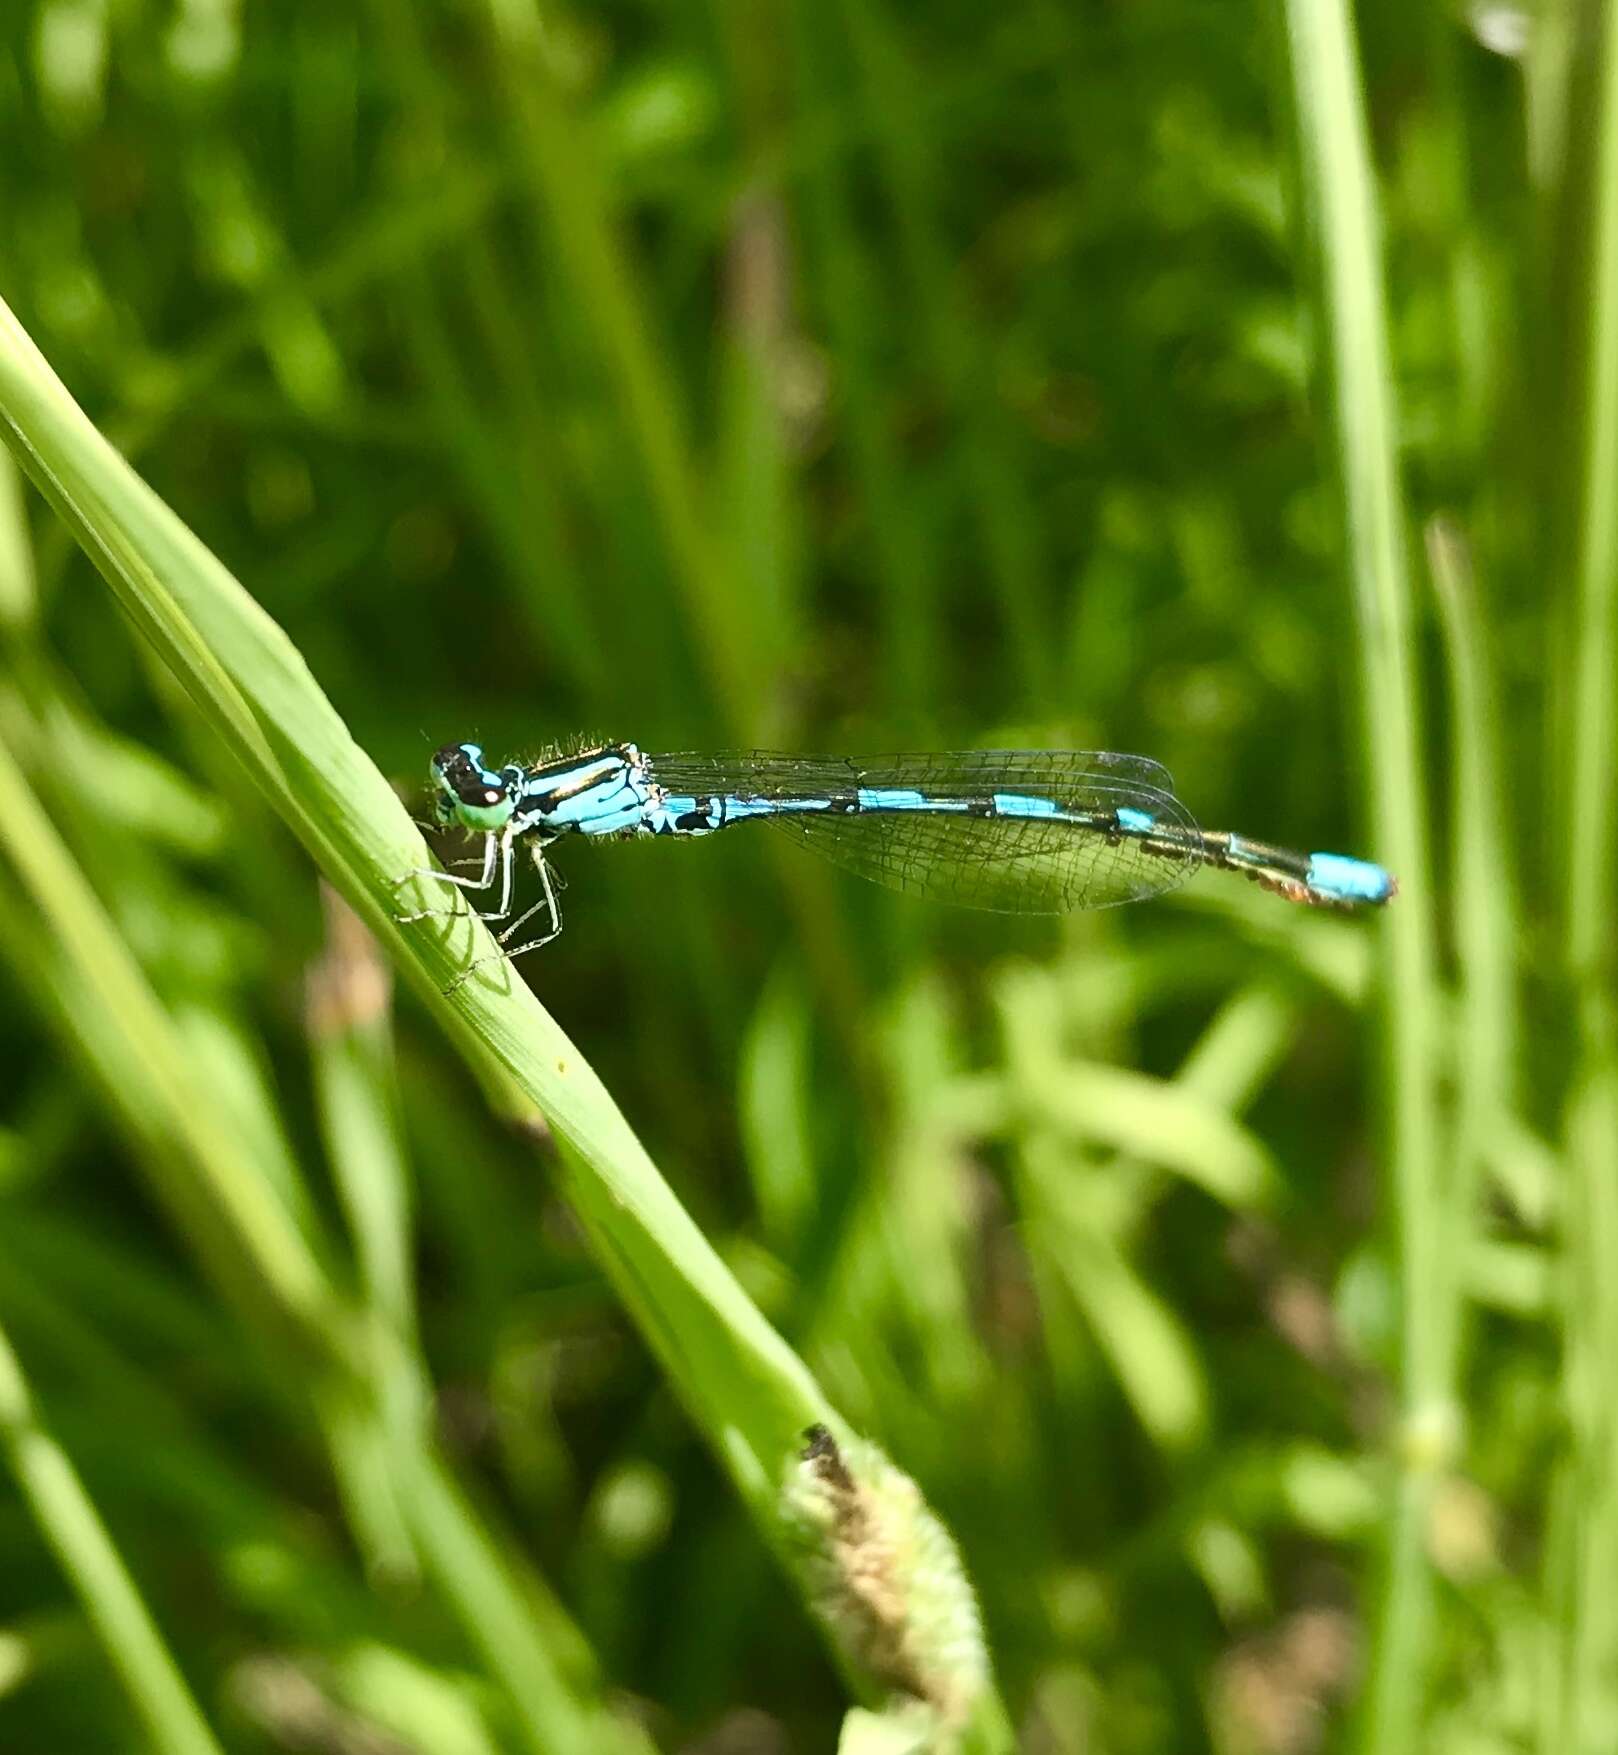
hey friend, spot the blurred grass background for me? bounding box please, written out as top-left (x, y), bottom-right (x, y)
top-left (0, 0), bottom-right (1610, 1750)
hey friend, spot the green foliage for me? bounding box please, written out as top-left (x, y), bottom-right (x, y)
top-left (0, 1), bottom-right (1609, 1750)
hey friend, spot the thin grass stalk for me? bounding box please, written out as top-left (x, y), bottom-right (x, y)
top-left (1541, 1464), bottom-right (1580, 1755)
top-left (1556, 4), bottom-right (1618, 1745)
top-left (0, 445), bottom-right (37, 631)
top-left (1526, 0), bottom-right (1580, 199)
top-left (1278, 3), bottom-right (1445, 1747)
top-left (0, 1317), bottom-right (227, 1755)
top-left (1564, 6), bottom-right (1618, 977)
top-left (1558, 1059), bottom-right (1618, 1752)
top-left (1425, 518), bottom-right (1518, 1387)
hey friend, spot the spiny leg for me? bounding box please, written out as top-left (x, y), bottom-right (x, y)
top-left (396, 830), bottom-right (520, 925)
top-left (483, 826), bottom-right (517, 922)
top-left (394, 831), bottom-right (497, 922)
top-left (498, 845), bottom-right (564, 954)
top-left (442, 847), bottom-right (564, 995)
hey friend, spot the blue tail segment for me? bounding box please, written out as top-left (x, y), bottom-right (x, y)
top-left (1305, 851), bottom-right (1398, 905)
top-left (412, 741), bottom-right (1396, 969)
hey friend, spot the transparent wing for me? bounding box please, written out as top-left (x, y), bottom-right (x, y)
top-left (644, 750), bottom-right (1203, 913)
top-left (648, 747), bottom-right (1178, 799)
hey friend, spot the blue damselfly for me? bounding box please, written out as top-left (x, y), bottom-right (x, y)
top-left (398, 741), bottom-right (1395, 982)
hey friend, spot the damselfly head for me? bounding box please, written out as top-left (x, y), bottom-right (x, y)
top-left (430, 742), bottom-right (518, 832)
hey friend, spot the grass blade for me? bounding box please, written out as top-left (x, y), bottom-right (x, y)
top-left (1278, 2), bottom-right (1447, 1746)
top-left (1554, 5), bottom-right (1618, 1745)
top-left (0, 1317), bottom-right (226, 1755)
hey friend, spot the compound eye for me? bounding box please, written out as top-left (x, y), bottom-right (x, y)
top-left (440, 751), bottom-right (500, 805)
top-left (429, 742), bottom-right (517, 829)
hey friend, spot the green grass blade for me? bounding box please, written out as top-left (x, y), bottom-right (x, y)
top-left (1554, 5), bottom-right (1618, 1745)
top-left (1278, 3), bottom-right (1447, 1747)
top-left (1426, 517), bottom-right (1519, 1380)
top-left (1563, 6), bottom-right (1618, 976)
top-left (0, 1317), bottom-right (226, 1755)
top-left (0, 445), bottom-right (37, 631)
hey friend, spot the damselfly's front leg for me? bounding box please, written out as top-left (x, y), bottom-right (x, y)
top-left (394, 829), bottom-right (517, 924)
top-left (444, 845), bottom-right (565, 994)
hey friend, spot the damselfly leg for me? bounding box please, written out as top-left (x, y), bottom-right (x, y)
top-left (443, 845), bottom-right (564, 993)
top-left (393, 829), bottom-right (517, 924)
top-left (496, 846), bottom-right (565, 958)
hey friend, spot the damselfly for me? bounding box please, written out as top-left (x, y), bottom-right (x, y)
top-left (399, 741), bottom-right (1396, 980)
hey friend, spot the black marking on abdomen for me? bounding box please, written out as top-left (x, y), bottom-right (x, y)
top-left (674, 793), bottom-right (722, 833)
